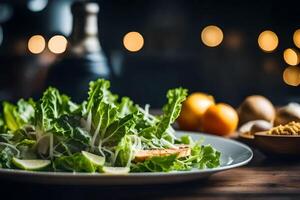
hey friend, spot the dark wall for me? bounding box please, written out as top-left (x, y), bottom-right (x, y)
top-left (99, 0), bottom-right (300, 107)
top-left (0, 0), bottom-right (299, 107)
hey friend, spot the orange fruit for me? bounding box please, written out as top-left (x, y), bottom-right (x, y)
top-left (177, 93), bottom-right (215, 131)
top-left (202, 103), bottom-right (238, 136)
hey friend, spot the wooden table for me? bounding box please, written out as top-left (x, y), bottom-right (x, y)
top-left (1, 148), bottom-right (300, 200)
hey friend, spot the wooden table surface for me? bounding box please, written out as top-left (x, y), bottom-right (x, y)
top-left (1, 148), bottom-right (300, 200)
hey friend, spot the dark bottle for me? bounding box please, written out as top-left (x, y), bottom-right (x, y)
top-left (46, 2), bottom-right (110, 102)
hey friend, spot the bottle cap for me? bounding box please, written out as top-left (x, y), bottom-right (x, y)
top-left (71, 2), bottom-right (99, 15)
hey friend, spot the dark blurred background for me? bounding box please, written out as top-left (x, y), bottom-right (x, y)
top-left (0, 0), bottom-right (299, 107)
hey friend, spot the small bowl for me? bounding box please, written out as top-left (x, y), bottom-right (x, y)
top-left (254, 131), bottom-right (300, 156)
top-left (238, 132), bottom-right (254, 146)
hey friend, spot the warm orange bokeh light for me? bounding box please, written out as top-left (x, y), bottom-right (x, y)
top-left (48, 35), bottom-right (68, 54)
top-left (123, 32), bottom-right (144, 52)
top-left (283, 66), bottom-right (300, 86)
top-left (293, 29), bottom-right (300, 49)
top-left (283, 48), bottom-right (299, 66)
top-left (258, 30), bottom-right (279, 52)
top-left (28, 35), bottom-right (46, 54)
top-left (201, 25), bottom-right (223, 47)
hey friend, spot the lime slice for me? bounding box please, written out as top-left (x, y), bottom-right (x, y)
top-left (102, 166), bottom-right (130, 174)
top-left (12, 158), bottom-right (51, 171)
top-left (81, 151), bottom-right (105, 166)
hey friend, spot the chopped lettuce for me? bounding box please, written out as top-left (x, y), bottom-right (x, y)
top-left (0, 147), bottom-right (15, 168)
top-left (35, 87), bottom-right (71, 132)
top-left (131, 143), bottom-right (221, 172)
top-left (0, 79), bottom-right (221, 172)
top-left (131, 154), bottom-right (178, 172)
top-left (0, 114), bottom-right (7, 133)
top-left (3, 99), bottom-right (35, 132)
top-left (114, 135), bottom-right (134, 167)
top-left (54, 153), bottom-right (97, 172)
top-left (154, 88), bottom-right (187, 139)
top-left (52, 115), bottom-right (91, 145)
top-left (190, 144), bottom-right (221, 169)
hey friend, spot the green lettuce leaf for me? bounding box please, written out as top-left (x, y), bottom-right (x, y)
top-left (0, 133), bottom-right (12, 143)
top-left (103, 114), bottom-right (136, 146)
top-left (3, 99), bottom-right (35, 132)
top-left (0, 79), bottom-right (221, 172)
top-left (118, 97), bottom-right (137, 118)
top-left (3, 102), bottom-right (20, 131)
top-left (114, 135), bottom-right (133, 167)
top-left (16, 139), bottom-right (37, 159)
top-left (54, 152), bottom-right (99, 172)
top-left (131, 154), bottom-right (178, 172)
top-left (137, 88), bottom-right (187, 149)
top-left (17, 99), bottom-right (35, 125)
top-left (52, 115), bottom-right (91, 145)
top-left (0, 114), bottom-right (7, 133)
top-left (179, 135), bottom-right (220, 169)
top-left (179, 135), bottom-right (194, 145)
top-left (86, 79), bottom-right (117, 115)
top-left (35, 87), bottom-right (73, 132)
top-left (84, 80), bottom-right (137, 154)
top-left (91, 102), bottom-right (118, 139)
top-left (84, 80), bottom-right (119, 145)
top-left (155, 88), bottom-right (187, 138)
top-left (191, 144), bottom-right (221, 169)
top-left (0, 147), bottom-right (15, 168)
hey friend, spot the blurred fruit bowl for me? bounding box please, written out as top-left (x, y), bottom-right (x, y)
top-left (177, 92), bottom-right (238, 137)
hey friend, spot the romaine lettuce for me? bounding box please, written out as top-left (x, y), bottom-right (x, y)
top-left (0, 79), bottom-right (221, 172)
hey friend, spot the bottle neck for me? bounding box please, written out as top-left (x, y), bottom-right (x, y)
top-left (69, 3), bottom-right (101, 56)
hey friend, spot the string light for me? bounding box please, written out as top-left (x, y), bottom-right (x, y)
top-left (28, 35), bottom-right (45, 54)
top-left (201, 25), bottom-right (223, 47)
top-left (123, 31), bottom-right (144, 52)
top-left (283, 48), bottom-right (299, 66)
top-left (283, 66), bottom-right (300, 86)
top-left (293, 29), bottom-right (300, 49)
top-left (48, 35), bottom-right (68, 54)
top-left (258, 30), bottom-right (279, 52)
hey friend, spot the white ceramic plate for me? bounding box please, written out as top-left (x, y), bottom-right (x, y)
top-left (0, 131), bottom-right (253, 185)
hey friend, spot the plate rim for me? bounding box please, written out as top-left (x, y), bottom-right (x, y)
top-left (0, 131), bottom-right (253, 178)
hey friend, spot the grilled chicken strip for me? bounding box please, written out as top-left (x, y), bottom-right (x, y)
top-left (134, 145), bottom-right (191, 162)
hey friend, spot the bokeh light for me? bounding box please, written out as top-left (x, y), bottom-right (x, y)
top-left (123, 31), bottom-right (144, 52)
top-left (283, 66), bottom-right (300, 86)
top-left (28, 35), bottom-right (46, 54)
top-left (258, 30), bottom-right (279, 52)
top-left (263, 58), bottom-right (280, 75)
top-left (283, 48), bottom-right (299, 66)
top-left (224, 31), bottom-right (243, 50)
top-left (293, 29), bottom-right (300, 49)
top-left (27, 0), bottom-right (48, 12)
top-left (48, 35), bottom-right (68, 54)
top-left (201, 25), bottom-right (223, 47)
top-left (0, 3), bottom-right (13, 23)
